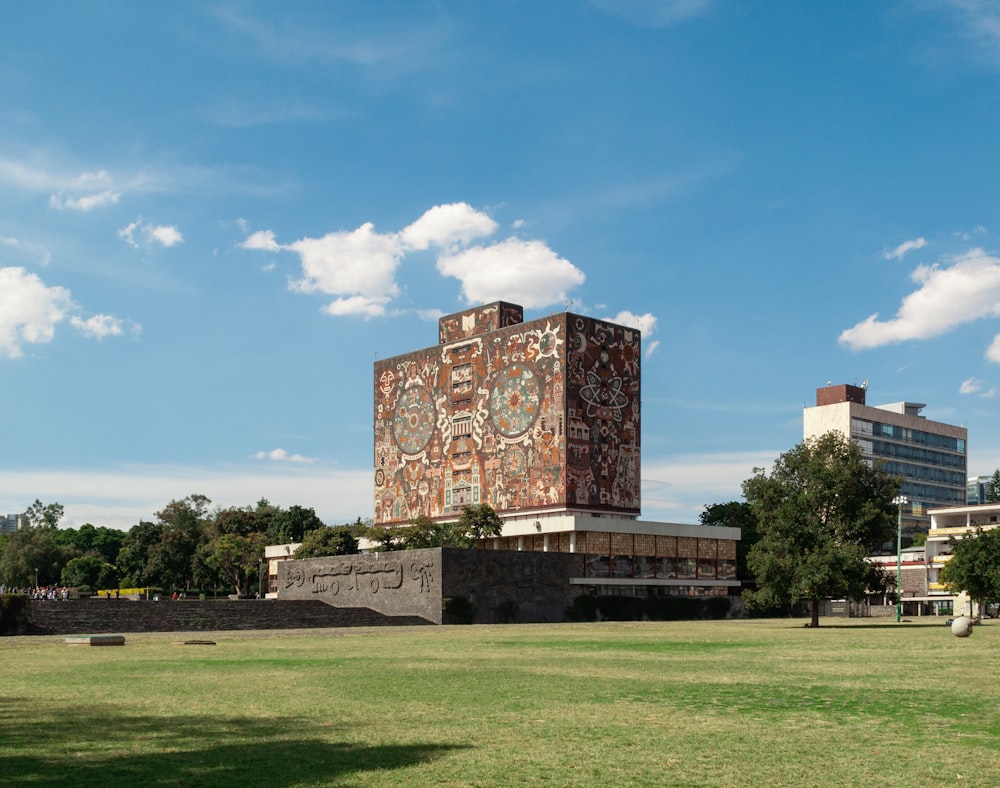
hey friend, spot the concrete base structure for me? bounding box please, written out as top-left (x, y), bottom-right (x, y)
top-left (279, 547), bottom-right (583, 624)
top-left (487, 512), bottom-right (742, 598)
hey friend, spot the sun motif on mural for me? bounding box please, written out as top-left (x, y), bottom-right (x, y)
top-left (489, 364), bottom-right (541, 438)
top-left (392, 385), bottom-right (436, 454)
top-left (579, 370), bottom-right (628, 420)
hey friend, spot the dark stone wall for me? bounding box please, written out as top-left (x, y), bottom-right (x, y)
top-left (23, 599), bottom-right (430, 635)
top-left (441, 548), bottom-right (584, 623)
top-left (278, 548), bottom-right (584, 625)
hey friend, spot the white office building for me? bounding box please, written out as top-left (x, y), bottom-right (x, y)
top-left (804, 384), bottom-right (967, 538)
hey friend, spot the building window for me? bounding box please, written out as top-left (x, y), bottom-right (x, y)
top-left (656, 556), bottom-right (676, 579)
top-left (585, 554), bottom-right (609, 578)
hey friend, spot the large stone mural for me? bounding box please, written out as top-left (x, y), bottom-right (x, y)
top-left (374, 304), bottom-right (641, 525)
top-left (279, 552), bottom-right (442, 622)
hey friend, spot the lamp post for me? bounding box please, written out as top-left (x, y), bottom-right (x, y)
top-left (258, 558), bottom-right (263, 600)
top-left (893, 496), bottom-right (908, 622)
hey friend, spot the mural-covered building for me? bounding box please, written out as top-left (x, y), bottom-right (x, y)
top-left (374, 302), bottom-right (640, 523)
top-left (373, 302), bottom-right (740, 598)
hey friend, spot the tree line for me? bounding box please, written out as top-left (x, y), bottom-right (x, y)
top-left (0, 496), bottom-right (503, 597)
top-left (701, 432), bottom-right (1000, 626)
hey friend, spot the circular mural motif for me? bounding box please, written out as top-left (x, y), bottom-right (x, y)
top-left (490, 364), bottom-right (541, 438)
top-left (392, 386), bottom-right (436, 454)
top-left (503, 445), bottom-right (527, 477)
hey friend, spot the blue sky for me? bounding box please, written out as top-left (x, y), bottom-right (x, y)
top-left (3, 1), bottom-right (1000, 531)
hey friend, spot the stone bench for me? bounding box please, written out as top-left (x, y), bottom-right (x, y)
top-left (65, 634), bottom-right (126, 646)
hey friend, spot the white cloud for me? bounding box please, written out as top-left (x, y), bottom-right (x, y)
top-left (641, 449), bottom-right (777, 523)
top-left (0, 235), bottom-right (52, 266)
top-left (288, 222), bottom-right (403, 315)
top-left (954, 225), bottom-right (987, 242)
top-left (590, 0), bottom-right (714, 28)
top-left (69, 314), bottom-right (137, 340)
top-left (399, 202), bottom-right (497, 251)
top-left (436, 237), bottom-right (586, 308)
top-left (605, 310), bottom-right (660, 357)
top-left (322, 295), bottom-right (391, 318)
top-left (0, 266), bottom-right (136, 360)
top-left (960, 377), bottom-right (983, 395)
top-left (118, 220), bottom-right (141, 248)
top-left (118, 219), bottom-right (184, 249)
top-left (148, 225), bottom-right (183, 247)
top-left (0, 267), bottom-right (72, 358)
top-left (250, 448), bottom-right (317, 464)
top-left (49, 190), bottom-right (121, 212)
top-left (883, 236), bottom-right (927, 261)
top-left (606, 310), bottom-right (657, 336)
top-left (242, 202), bottom-right (586, 317)
top-left (839, 248), bottom-right (1000, 359)
top-left (240, 229), bottom-right (281, 252)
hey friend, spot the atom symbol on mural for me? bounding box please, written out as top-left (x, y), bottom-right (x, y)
top-left (579, 370), bottom-right (628, 420)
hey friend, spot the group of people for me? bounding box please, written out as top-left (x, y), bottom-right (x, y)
top-left (1, 585), bottom-right (71, 601)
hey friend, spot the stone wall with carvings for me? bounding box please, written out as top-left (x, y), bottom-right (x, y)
top-left (278, 548), bottom-right (585, 624)
top-left (280, 551), bottom-right (442, 622)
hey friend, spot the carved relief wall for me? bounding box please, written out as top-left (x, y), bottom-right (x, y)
top-left (279, 552), bottom-right (442, 622)
top-left (278, 548), bottom-right (583, 624)
top-left (374, 308), bottom-right (641, 525)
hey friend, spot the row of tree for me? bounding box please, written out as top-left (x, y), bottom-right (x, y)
top-left (4, 432), bottom-right (998, 623)
top-left (0, 496), bottom-right (503, 597)
top-left (701, 432), bottom-right (1000, 626)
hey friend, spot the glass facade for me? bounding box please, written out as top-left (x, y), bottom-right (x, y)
top-left (851, 417), bottom-right (967, 511)
top-left (494, 531), bottom-right (738, 587)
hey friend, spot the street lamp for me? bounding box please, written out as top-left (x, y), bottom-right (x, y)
top-left (258, 558), bottom-right (264, 599)
top-left (34, 568), bottom-right (38, 590)
top-left (893, 496), bottom-right (908, 622)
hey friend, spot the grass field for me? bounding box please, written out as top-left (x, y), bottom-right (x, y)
top-left (1, 618), bottom-right (997, 787)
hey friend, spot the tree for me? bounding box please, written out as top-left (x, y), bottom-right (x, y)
top-left (294, 526), bottom-right (359, 559)
top-left (212, 507), bottom-right (265, 538)
top-left (0, 526), bottom-right (75, 587)
top-left (742, 431), bottom-right (901, 627)
top-left (456, 504), bottom-right (504, 545)
top-left (939, 527), bottom-right (1000, 617)
top-left (201, 533), bottom-right (266, 597)
top-left (116, 521), bottom-right (164, 587)
top-left (59, 524), bottom-right (126, 565)
top-left (268, 505), bottom-right (325, 544)
top-left (146, 495), bottom-right (213, 590)
top-left (987, 469), bottom-right (1000, 504)
top-left (700, 501), bottom-right (758, 585)
top-left (61, 555), bottom-right (118, 590)
top-left (362, 506), bottom-right (504, 551)
top-left (22, 499), bottom-right (64, 529)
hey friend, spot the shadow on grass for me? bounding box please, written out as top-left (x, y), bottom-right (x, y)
top-left (0, 696), bottom-right (466, 787)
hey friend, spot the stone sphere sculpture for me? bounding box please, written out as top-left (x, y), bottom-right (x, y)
top-left (951, 616), bottom-right (974, 638)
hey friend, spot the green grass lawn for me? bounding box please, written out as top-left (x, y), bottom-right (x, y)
top-left (1, 618), bottom-right (997, 787)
